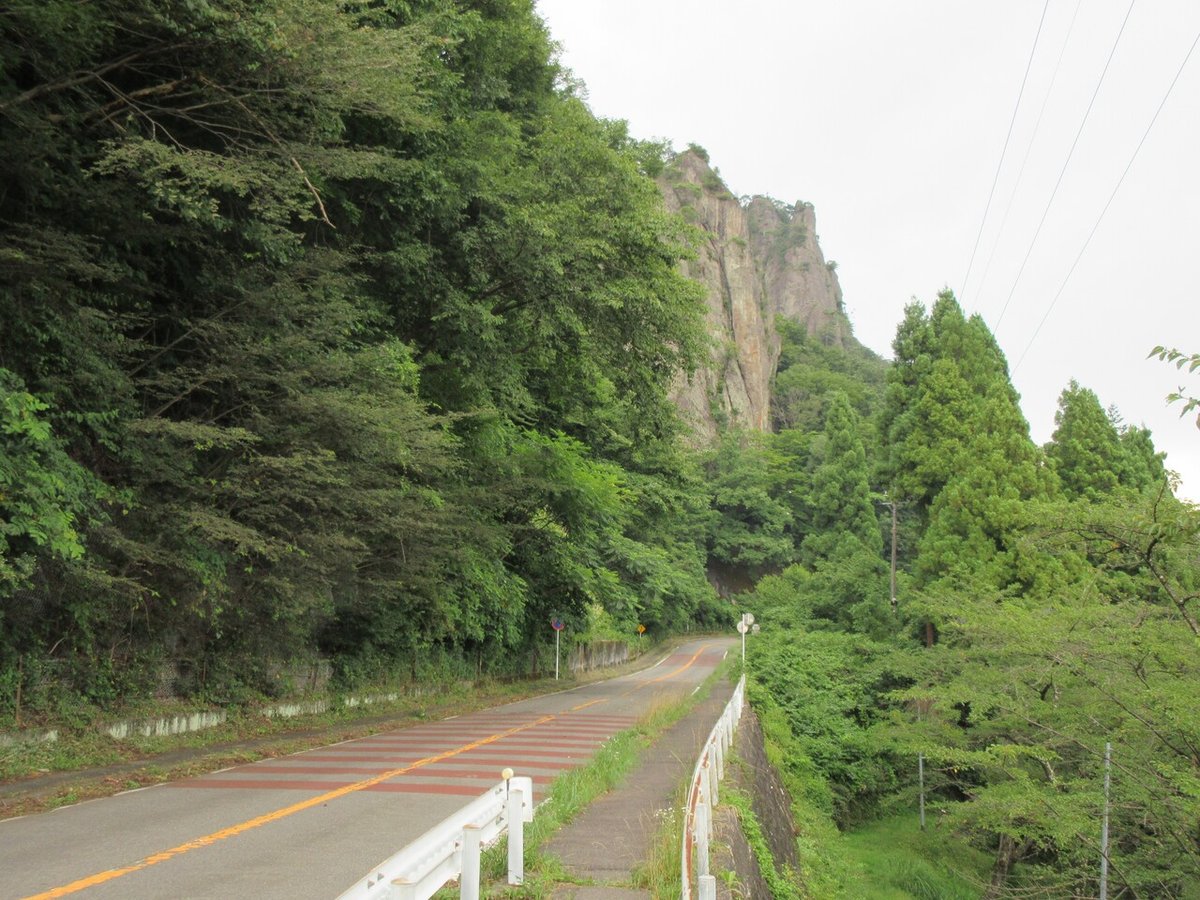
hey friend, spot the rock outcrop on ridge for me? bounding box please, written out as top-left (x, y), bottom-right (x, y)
top-left (660, 148), bottom-right (854, 441)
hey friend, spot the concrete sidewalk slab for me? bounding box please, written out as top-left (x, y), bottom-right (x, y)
top-left (544, 675), bottom-right (736, 895)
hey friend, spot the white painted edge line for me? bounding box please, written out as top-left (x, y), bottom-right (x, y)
top-left (114, 785), bottom-right (156, 797)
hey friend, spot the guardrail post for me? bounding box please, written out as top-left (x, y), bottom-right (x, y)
top-left (388, 878), bottom-right (417, 900)
top-left (708, 753), bottom-right (719, 807)
top-left (696, 790), bottom-right (710, 877)
top-left (698, 874), bottom-right (717, 900)
top-left (460, 824), bottom-right (482, 900)
top-left (507, 783), bottom-right (525, 885)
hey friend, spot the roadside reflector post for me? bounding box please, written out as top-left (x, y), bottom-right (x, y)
top-left (507, 781), bottom-right (525, 885)
top-left (460, 824), bottom-right (482, 900)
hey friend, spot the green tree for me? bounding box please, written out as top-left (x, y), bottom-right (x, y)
top-left (1150, 345), bottom-right (1200, 427)
top-left (1045, 380), bottom-right (1125, 499)
top-left (804, 394), bottom-right (881, 551)
top-left (1117, 422), bottom-right (1167, 490)
top-left (0, 0), bottom-right (718, 705)
top-left (0, 370), bottom-right (97, 594)
top-left (797, 394), bottom-right (890, 634)
top-left (704, 430), bottom-right (795, 574)
top-left (902, 490), bottom-right (1200, 895)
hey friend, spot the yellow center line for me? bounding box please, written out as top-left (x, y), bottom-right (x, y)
top-left (647, 643), bottom-right (710, 684)
top-left (569, 697), bottom-right (607, 712)
top-left (621, 642), bottom-right (711, 697)
top-left (24, 710), bottom-right (568, 899)
top-left (26, 645), bottom-right (718, 899)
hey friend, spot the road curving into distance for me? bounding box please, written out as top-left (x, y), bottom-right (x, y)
top-left (0, 638), bottom-right (733, 900)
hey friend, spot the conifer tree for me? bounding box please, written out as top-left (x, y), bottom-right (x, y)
top-left (804, 392), bottom-right (881, 558)
top-left (1045, 380), bottom-right (1125, 500)
top-left (800, 393), bottom-right (890, 635)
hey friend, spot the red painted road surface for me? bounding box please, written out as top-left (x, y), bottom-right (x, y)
top-left (0, 638), bottom-right (733, 900)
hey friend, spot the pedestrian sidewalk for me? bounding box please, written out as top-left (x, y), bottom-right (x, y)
top-left (543, 675), bottom-right (737, 898)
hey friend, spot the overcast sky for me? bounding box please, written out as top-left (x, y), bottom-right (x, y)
top-left (536, 0), bottom-right (1200, 499)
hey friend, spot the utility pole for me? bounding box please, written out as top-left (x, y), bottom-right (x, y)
top-left (1100, 742), bottom-right (1112, 899)
top-left (890, 499), bottom-right (898, 614)
top-left (918, 752), bottom-right (926, 830)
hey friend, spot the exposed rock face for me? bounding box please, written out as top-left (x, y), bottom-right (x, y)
top-left (661, 149), bottom-right (852, 441)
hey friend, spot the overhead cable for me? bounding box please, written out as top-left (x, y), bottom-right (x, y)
top-left (992, 0), bottom-right (1137, 334)
top-left (1014, 25), bottom-right (1200, 374)
top-left (957, 0), bottom-right (1052, 307)
top-left (974, 0), bottom-right (1084, 308)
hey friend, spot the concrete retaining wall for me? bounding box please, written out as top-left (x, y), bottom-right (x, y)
top-left (104, 710), bottom-right (229, 740)
top-left (2, 642), bottom-right (643, 746)
top-left (567, 639), bottom-right (631, 673)
top-left (0, 728), bottom-right (59, 748)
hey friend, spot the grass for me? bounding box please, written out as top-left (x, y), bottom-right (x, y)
top-left (722, 786), bottom-right (803, 900)
top-left (838, 814), bottom-right (990, 900)
top-left (631, 780), bottom-right (686, 897)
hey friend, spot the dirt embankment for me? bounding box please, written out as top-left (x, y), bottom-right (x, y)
top-left (713, 707), bottom-right (800, 897)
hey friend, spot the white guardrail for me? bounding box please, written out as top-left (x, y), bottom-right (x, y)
top-left (336, 774), bottom-right (533, 900)
top-left (681, 673), bottom-right (746, 900)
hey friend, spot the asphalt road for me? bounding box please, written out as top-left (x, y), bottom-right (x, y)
top-left (0, 638), bottom-right (733, 900)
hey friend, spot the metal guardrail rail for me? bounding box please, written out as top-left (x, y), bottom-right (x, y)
top-left (681, 673), bottom-right (746, 900)
top-left (337, 774), bottom-right (533, 900)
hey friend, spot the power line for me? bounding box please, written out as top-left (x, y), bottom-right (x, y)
top-left (957, 0), bottom-right (1051, 307)
top-left (974, 0), bottom-right (1084, 310)
top-left (1013, 25), bottom-right (1200, 375)
top-left (992, 0), bottom-right (1137, 334)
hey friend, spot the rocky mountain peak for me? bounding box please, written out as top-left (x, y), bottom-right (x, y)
top-left (660, 149), bottom-right (853, 441)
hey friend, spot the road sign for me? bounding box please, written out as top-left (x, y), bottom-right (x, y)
top-left (736, 621), bottom-right (748, 634)
top-left (637, 624), bottom-right (646, 634)
top-left (551, 618), bottom-right (564, 631)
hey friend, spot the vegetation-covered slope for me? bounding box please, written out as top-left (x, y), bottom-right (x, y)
top-left (744, 292), bottom-right (1198, 897)
top-left (0, 0), bottom-right (726, 709)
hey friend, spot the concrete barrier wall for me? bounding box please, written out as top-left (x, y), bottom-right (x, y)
top-left (567, 639), bottom-right (631, 673)
top-left (0, 728), bottom-right (59, 748)
top-left (3, 643), bottom-right (642, 746)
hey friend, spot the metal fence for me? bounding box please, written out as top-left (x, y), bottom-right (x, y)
top-left (681, 674), bottom-right (746, 900)
top-left (337, 775), bottom-right (533, 900)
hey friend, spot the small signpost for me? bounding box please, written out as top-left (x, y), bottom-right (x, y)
top-left (736, 612), bottom-right (755, 664)
top-left (551, 617), bottom-right (564, 680)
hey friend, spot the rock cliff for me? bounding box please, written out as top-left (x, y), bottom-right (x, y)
top-left (661, 149), bottom-right (853, 441)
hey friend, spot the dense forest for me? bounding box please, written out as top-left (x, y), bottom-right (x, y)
top-left (2, 1), bottom-right (1198, 896)
top-left (0, 0), bottom-right (733, 705)
top-left (744, 297), bottom-right (1199, 896)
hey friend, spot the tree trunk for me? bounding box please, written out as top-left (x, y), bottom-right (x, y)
top-left (984, 834), bottom-right (1018, 899)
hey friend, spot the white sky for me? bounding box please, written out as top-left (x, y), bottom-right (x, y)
top-left (536, 0), bottom-right (1200, 499)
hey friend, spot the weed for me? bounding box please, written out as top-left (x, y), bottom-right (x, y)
top-left (631, 781), bottom-right (686, 897)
